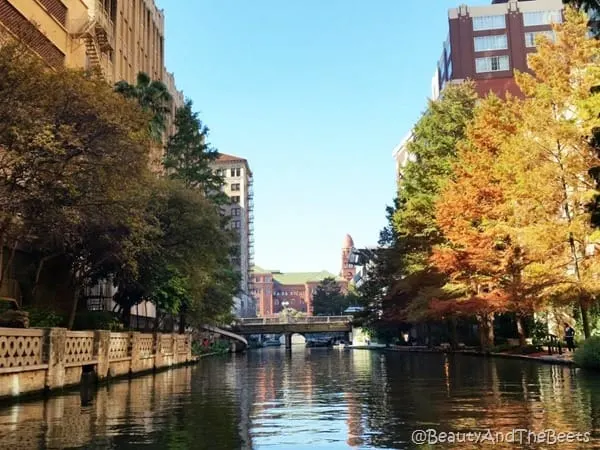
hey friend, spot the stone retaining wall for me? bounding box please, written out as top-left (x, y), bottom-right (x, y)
top-left (0, 327), bottom-right (193, 399)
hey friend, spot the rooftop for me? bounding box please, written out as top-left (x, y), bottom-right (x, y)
top-left (215, 153), bottom-right (247, 163)
top-left (252, 266), bottom-right (344, 284)
top-left (211, 153), bottom-right (253, 176)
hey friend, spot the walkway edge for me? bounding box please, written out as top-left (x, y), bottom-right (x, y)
top-left (385, 347), bottom-right (575, 366)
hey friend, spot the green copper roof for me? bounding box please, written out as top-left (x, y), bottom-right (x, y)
top-left (251, 266), bottom-right (343, 284)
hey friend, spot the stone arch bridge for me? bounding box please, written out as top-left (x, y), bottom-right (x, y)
top-left (232, 315), bottom-right (353, 349)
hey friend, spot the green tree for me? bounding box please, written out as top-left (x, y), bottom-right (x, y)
top-left (115, 72), bottom-right (172, 142)
top-left (113, 180), bottom-right (239, 330)
top-left (164, 100), bottom-right (228, 205)
top-left (312, 277), bottom-right (347, 315)
top-left (389, 83), bottom-right (478, 326)
top-left (0, 43), bottom-right (154, 329)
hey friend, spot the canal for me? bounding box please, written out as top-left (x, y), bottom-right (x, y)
top-left (1, 348), bottom-right (600, 449)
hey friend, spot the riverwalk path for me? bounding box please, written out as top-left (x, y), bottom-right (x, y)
top-left (385, 345), bottom-right (575, 365)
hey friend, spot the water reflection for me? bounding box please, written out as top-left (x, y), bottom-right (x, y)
top-left (0, 350), bottom-right (600, 449)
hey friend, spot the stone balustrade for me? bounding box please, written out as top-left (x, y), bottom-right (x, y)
top-left (0, 327), bottom-right (193, 400)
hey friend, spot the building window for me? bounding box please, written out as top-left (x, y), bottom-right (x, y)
top-left (231, 168), bottom-right (241, 177)
top-left (474, 34), bottom-right (508, 52)
top-left (447, 60), bottom-right (453, 79)
top-left (233, 220), bottom-right (241, 229)
top-left (524, 31), bottom-right (555, 47)
top-left (475, 55), bottom-right (510, 73)
top-left (231, 196), bottom-right (240, 203)
top-left (216, 169), bottom-right (223, 176)
top-left (232, 207), bottom-right (241, 216)
top-left (231, 183), bottom-right (241, 191)
top-left (472, 15), bottom-right (506, 31)
top-left (523, 10), bottom-right (562, 27)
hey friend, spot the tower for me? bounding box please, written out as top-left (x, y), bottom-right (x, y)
top-left (341, 234), bottom-right (356, 282)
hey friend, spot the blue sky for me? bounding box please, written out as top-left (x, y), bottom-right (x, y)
top-left (155, 0), bottom-right (490, 275)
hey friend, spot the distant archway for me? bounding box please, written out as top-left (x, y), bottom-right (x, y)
top-left (279, 333), bottom-right (306, 345)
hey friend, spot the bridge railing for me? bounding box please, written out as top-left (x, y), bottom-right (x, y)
top-left (236, 315), bottom-right (353, 325)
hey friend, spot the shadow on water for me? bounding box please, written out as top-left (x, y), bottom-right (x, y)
top-left (0, 350), bottom-right (600, 449)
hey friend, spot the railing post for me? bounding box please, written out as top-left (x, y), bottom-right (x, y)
top-left (94, 330), bottom-right (111, 381)
top-left (45, 328), bottom-right (67, 391)
top-left (130, 331), bottom-right (141, 373)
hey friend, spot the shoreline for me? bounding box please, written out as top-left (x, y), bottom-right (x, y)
top-left (385, 345), bottom-right (575, 366)
top-left (0, 351), bottom-right (222, 406)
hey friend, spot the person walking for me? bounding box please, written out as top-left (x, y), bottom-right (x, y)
top-left (565, 324), bottom-right (576, 352)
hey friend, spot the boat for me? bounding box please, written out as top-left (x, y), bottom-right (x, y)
top-left (306, 338), bottom-right (332, 348)
top-left (332, 341), bottom-right (348, 350)
top-left (262, 339), bottom-right (282, 347)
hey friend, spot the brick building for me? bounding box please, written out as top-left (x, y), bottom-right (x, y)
top-left (432, 0), bottom-right (564, 99)
top-left (395, 0), bottom-right (564, 182)
top-left (252, 234), bottom-right (355, 317)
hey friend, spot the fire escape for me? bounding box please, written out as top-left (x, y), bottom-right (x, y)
top-left (247, 174), bottom-right (255, 316)
top-left (72, 0), bottom-right (114, 80)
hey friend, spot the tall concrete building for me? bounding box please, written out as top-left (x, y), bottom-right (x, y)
top-left (210, 153), bottom-right (256, 318)
top-left (163, 68), bottom-right (185, 136)
top-left (392, 132), bottom-right (416, 183)
top-left (0, 0), bottom-right (184, 325)
top-left (1, 0), bottom-right (171, 86)
top-left (76, 0), bottom-right (165, 85)
top-left (0, 0), bottom-right (88, 69)
top-left (432, 0), bottom-right (564, 100)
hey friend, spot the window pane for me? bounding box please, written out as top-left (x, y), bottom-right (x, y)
top-left (523, 10), bottom-right (562, 27)
top-left (474, 34), bottom-right (508, 51)
top-left (475, 55), bottom-right (509, 73)
top-left (524, 30), bottom-right (555, 47)
top-left (473, 15), bottom-right (506, 31)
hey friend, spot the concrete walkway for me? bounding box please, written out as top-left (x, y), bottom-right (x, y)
top-left (385, 345), bottom-right (576, 366)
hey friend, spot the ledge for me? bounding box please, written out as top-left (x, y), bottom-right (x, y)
top-left (64, 360), bottom-right (97, 368)
top-left (108, 357), bottom-right (132, 363)
top-left (385, 346), bottom-right (575, 366)
top-left (0, 364), bottom-right (49, 374)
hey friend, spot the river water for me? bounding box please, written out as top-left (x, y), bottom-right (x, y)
top-left (1, 348), bottom-right (600, 449)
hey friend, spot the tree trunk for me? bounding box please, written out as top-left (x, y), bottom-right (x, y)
top-left (478, 313), bottom-right (495, 351)
top-left (426, 322), bottom-right (432, 348)
top-left (67, 285), bottom-right (81, 330)
top-left (516, 314), bottom-right (527, 348)
top-left (448, 316), bottom-right (458, 349)
top-left (122, 305), bottom-right (132, 330)
top-left (178, 304), bottom-right (187, 334)
top-left (580, 299), bottom-right (591, 340)
top-left (153, 310), bottom-right (161, 332)
top-left (487, 313), bottom-right (495, 348)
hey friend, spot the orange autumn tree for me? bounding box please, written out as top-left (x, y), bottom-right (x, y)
top-left (498, 6), bottom-right (600, 339)
top-left (430, 95), bottom-right (521, 349)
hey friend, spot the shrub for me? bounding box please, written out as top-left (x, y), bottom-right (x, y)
top-left (25, 307), bottom-right (65, 328)
top-left (574, 336), bottom-right (600, 370)
top-left (72, 311), bottom-right (124, 331)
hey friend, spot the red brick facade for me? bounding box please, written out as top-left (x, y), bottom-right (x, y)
top-left (436, 1), bottom-right (562, 99)
top-left (38, 0), bottom-right (67, 26)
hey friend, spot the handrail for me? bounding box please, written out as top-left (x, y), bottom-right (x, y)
top-left (237, 315), bottom-right (353, 325)
top-left (200, 324), bottom-right (248, 346)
